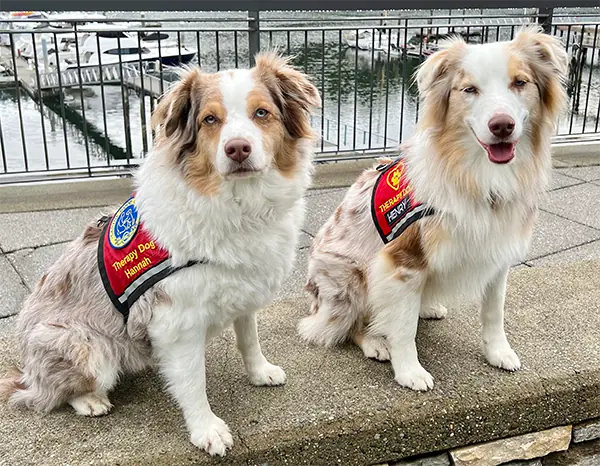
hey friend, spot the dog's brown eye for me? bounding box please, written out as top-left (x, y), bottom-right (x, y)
top-left (513, 80), bottom-right (527, 88)
top-left (463, 86), bottom-right (478, 94)
top-left (203, 115), bottom-right (217, 125)
top-left (254, 108), bottom-right (269, 119)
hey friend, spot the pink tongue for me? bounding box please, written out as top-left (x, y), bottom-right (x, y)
top-left (486, 142), bottom-right (515, 164)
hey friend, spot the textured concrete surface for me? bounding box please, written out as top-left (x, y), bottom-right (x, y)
top-left (0, 206), bottom-right (110, 252)
top-left (528, 239), bottom-right (600, 267)
top-left (303, 188), bottom-right (347, 235)
top-left (6, 243), bottom-right (67, 290)
top-left (548, 172), bottom-right (584, 191)
top-left (1, 261), bottom-right (600, 466)
top-left (558, 165), bottom-right (600, 182)
top-left (0, 255), bottom-right (27, 318)
top-left (541, 182), bottom-right (600, 230)
top-left (525, 211), bottom-right (600, 262)
top-left (0, 177), bottom-right (133, 214)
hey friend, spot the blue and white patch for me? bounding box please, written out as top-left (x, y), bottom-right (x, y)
top-left (109, 196), bottom-right (139, 249)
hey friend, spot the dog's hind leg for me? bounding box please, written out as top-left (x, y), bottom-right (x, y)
top-left (419, 303), bottom-right (448, 320)
top-left (298, 297), bottom-right (355, 347)
top-left (299, 257), bottom-right (368, 347)
top-left (10, 324), bottom-right (122, 415)
top-left (8, 354), bottom-right (100, 414)
top-left (69, 390), bottom-right (113, 417)
top-left (352, 330), bottom-right (391, 361)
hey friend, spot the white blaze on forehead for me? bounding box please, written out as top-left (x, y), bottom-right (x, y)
top-left (461, 41), bottom-right (511, 88)
top-left (219, 69), bottom-right (255, 117)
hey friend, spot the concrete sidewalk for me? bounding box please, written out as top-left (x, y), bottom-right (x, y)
top-left (0, 260), bottom-right (599, 465)
top-left (1, 157), bottom-right (600, 465)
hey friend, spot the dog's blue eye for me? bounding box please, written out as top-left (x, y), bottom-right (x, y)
top-left (255, 108), bottom-right (269, 119)
top-left (514, 80), bottom-right (526, 87)
top-left (203, 115), bottom-right (217, 125)
top-left (463, 86), bottom-right (477, 94)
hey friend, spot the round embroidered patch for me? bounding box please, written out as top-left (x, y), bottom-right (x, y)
top-left (109, 196), bottom-right (139, 249)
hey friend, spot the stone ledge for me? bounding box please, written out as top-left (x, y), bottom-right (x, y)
top-left (1, 260), bottom-right (600, 466)
top-left (450, 426), bottom-right (571, 466)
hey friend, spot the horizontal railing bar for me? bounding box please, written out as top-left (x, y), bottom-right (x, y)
top-left (263, 13), bottom-right (543, 22)
top-left (261, 20), bottom-right (600, 32)
top-left (1, 0), bottom-right (598, 12)
top-left (2, 12), bottom-right (598, 25)
top-left (0, 26), bottom-right (251, 33)
top-left (6, 19), bottom-right (600, 36)
top-left (0, 17), bottom-right (251, 23)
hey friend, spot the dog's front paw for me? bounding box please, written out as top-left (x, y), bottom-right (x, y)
top-left (394, 365), bottom-right (434, 391)
top-left (248, 362), bottom-right (287, 386)
top-left (190, 416), bottom-right (234, 457)
top-left (485, 343), bottom-right (521, 371)
top-left (420, 304), bottom-right (448, 320)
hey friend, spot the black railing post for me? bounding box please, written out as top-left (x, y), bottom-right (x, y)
top-left (537, 6), bottom-right (554, 34)
top-left (248, 10), bottom-right (260, 66)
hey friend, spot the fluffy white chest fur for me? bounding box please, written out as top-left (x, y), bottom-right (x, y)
top-left (136, 152), bottom-right (309, 338)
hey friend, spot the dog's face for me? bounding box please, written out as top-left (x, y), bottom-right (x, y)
top-left (152, 53), bottom-right (321, 195)
top-left (416, 26), bottom-right (568, 165)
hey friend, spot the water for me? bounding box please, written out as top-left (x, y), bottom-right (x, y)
top-left (1, 8), bottom-right (599, 174)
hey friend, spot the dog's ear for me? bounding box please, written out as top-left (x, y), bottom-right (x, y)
top-left (152, 67), bottom-right (202, 158)
top-left (254, 52), bottom-right (321, 139)
top-left (513, 26), bottom-right (568, 119)
top-left (415, 36), bottom-right (465, 96)
top-left (414, 37), bottom-right (465, 125)
top-left (514, 25), bottom-right (568, 78)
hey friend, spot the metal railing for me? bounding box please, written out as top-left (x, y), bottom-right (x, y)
top-left (0, 2), bottom-right (598, 183)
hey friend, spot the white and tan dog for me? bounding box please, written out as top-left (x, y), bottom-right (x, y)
top-left (0, 53), bottom-right (320, 456)
top-left (300, 26), bottom-right (567, 391)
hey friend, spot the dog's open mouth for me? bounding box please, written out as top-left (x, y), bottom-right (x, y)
top-left (480, 141), bottom-right (517, 164)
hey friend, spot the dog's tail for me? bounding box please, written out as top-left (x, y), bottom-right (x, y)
top-left (0, 367), bottom-right (24, 402)
top-left (298, 257), bottom-right (368, 347)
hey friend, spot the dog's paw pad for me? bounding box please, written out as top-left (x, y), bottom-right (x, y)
top-left (69, 393), bottom-right (113, 417)
top-left (420, 304), bottom-right (448, 320)
top-left (485, 344), bottom-right (521, 371)
top-left (191, 417), bottom-right (233, 456)
top-left (248, 363), bottom-right (286, 386)
top-left (394, 366), bottom-right (434, 391)
top-left (360, 336), bottom-right (391, 361)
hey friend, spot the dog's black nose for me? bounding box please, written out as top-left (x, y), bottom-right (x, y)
top-left (488, 114), bottom-right (515, 139)
top-left (224, 138), bottom-right (252, 163)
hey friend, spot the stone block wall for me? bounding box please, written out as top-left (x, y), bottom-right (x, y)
top-left (376, 419), bottom-right (600, 466)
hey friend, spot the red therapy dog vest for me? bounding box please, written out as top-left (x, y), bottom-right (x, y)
top-left (371, 158), bottom-right (434, 244)
top-left (98, 195), bottom-right (199, 321)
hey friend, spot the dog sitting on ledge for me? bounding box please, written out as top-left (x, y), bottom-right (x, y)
top-left (300, 26), bottom-right (568, 391)
top-left (0, 53), bottom-right (320, 457)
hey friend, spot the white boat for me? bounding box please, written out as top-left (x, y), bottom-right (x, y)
top-left (345, 29), bottom-right (399, 52)
top-left (63, 29), bottom-right (196, 70)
